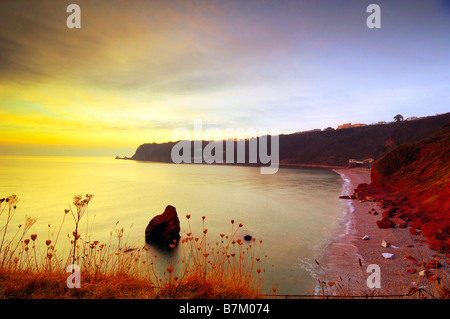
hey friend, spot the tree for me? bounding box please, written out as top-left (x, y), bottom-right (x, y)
top-left (394, 114), bottom-right (404, 122)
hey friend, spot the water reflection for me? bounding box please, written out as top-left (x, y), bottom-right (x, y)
top-left (0, 156), bottom-right (346, 294)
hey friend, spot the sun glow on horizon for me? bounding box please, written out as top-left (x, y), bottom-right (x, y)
top-left (1, 0), bottom-right (449, 156)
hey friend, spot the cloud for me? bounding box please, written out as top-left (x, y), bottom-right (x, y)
top-left (0, 0), bottom-right (449, 153)
top-left (0, 0), bottom-right (306, 93)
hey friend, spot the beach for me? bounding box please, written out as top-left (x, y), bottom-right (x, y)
top-left (319, 168), bottom-right (449, 296)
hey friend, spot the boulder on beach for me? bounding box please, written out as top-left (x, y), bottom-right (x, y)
top-left (376, 217), bottom-right (396, 229)
top-left (145, 205), bottom-right (181, 247)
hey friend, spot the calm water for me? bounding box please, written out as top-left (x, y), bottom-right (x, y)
top-left (0, 156), bottom-right (349, 295)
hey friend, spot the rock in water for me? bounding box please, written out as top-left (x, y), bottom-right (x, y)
top-left (145, 205), bottom-right (181, 247)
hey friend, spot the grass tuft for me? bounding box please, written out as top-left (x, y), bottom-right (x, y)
top-left (0, 194), bottom-right (266, 299)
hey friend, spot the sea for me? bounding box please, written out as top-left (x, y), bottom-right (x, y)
top-left (0, 155), bottom-right (352, 295)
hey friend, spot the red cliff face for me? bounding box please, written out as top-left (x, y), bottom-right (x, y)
top-left (356, 123), bottom-right (450, 252)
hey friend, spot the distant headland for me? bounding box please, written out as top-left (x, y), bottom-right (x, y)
top-left (117, 112), bottom-right (450, 169)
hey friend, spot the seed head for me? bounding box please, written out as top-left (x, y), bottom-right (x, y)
top-left (166, 265), bottom-right (174, 274)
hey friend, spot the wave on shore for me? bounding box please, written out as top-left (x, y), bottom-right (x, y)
top-left (301, 169), bottom-right (359, 294)
top-left (334, 170), bottom-right (356, 238)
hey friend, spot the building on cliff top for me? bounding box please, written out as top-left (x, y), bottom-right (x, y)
top-left (348, 158), bottom-right (373, 169)
top-left (337, 123), bottom-right (367, 129)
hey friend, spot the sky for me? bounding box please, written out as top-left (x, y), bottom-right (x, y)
top-left (0, 0), bottom-right (449, 156)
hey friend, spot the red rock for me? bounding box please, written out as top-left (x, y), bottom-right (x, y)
top-left (391, 217), bottom-right (407, 228)
top-left (387, 206), bottom-right (397, 216)
top-left (421, 222), bottom-right (443, 238)
top-left (446, 238), bottom-right (450, 251)
top-left (428, 238), bottom-right (450, 252)
top-left (376, 217), bottom-right (396, 229)
top-left (145, 205), bottom-right (181, 247)
top-left (409, 219), bottom-right (422, 229)
top-left (425, 260), bottom-right (442, 269)
top-left (404, 254), bottom-right (419, 266)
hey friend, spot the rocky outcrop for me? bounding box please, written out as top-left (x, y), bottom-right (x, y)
top-left (145, 205), bottom-right (181, 247)
top-left (351, 123), bottom-right (450, 252)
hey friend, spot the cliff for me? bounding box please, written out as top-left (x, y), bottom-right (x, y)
top-left (132, 142), bottom-right (177, 162)
top-left (354, 122), bottom-right (450, 252)
top-left (127, 112), bottom-right (450, 167)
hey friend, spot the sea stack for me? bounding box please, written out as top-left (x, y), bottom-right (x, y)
top-left (145, 205), bottom-right (181, 247)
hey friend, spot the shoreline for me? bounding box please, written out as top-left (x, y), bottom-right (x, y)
top-left (118, 158), bottom-right (348, 171)
top-left (320, 168), bottom-right (449, 296)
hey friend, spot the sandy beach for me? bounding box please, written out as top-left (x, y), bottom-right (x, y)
top-left (319, 168), bottom-right (449, 297)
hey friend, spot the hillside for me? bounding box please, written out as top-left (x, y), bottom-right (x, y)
top-left (278, 113), bottom-right (450, 166)
top-left (127, 112), bottom-right (450, 167)
top-left (354, 122), bottom-right (450, 252)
